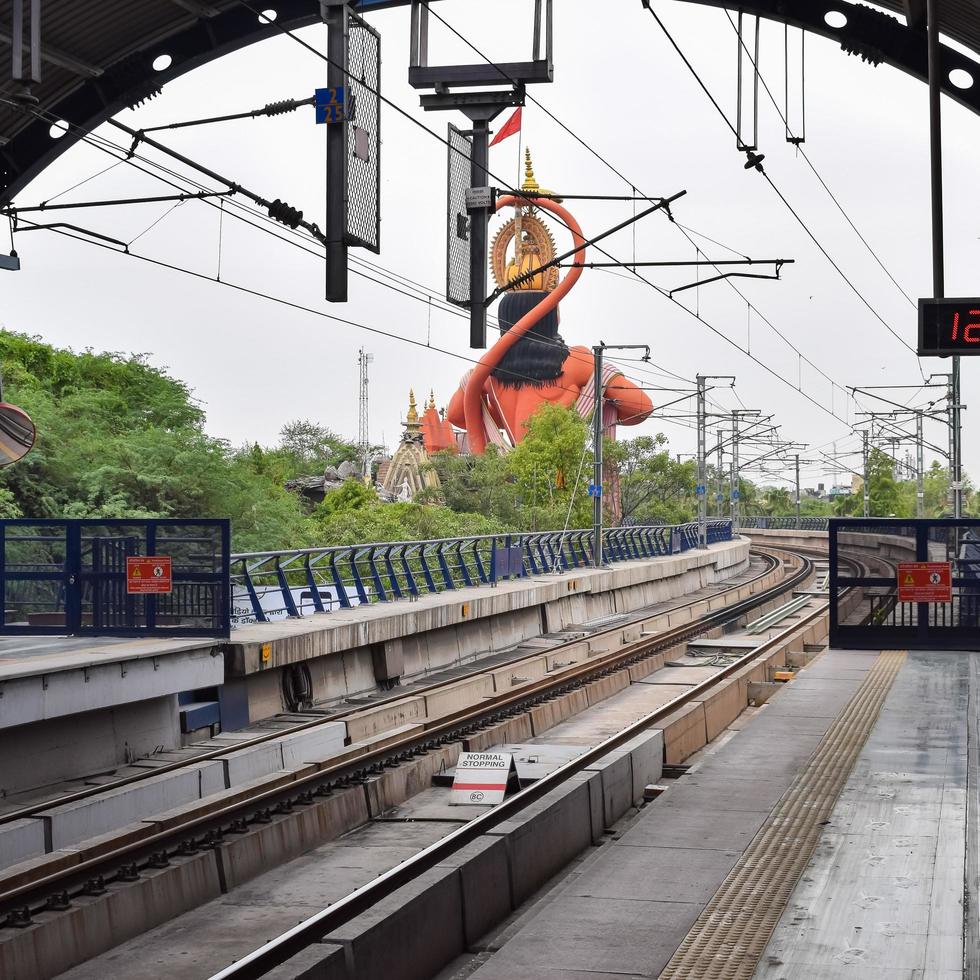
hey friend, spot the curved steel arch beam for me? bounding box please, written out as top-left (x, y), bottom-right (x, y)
top-left (1, 0), bottom-right (978, 204)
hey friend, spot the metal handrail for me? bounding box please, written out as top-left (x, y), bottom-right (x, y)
top-left (740, 516), bottom-right (830, 530)
top-left (230, 520), bottom-right (735, 625)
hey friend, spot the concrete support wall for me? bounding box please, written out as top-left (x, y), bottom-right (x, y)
top-left (0, 696), bottom-right (180, 798)
top-left (232, 540), bottom-right (752, 725)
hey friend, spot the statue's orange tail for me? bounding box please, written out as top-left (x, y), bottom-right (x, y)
top-left (464, 198), bottom-right (587, 453)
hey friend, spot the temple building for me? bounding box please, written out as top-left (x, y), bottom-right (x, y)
top-left (379, 390), bottom-right (445, 500)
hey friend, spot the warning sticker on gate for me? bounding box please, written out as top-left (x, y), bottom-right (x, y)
top-left (897, 561), bottom-right (952, 603)
top-left (126, 556), bottom-right (173, 595)
top-left (449, 752), bottom-right (520, 806)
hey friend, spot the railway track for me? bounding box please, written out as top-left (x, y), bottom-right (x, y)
top-left (0, 551), bottom-right (781, 832)
top-left (2, 544), bottom-right (859, 980)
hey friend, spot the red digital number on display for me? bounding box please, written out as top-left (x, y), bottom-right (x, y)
top-left (951, 310), bottom-right (980, 344)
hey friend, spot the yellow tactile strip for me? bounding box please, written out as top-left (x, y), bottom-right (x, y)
top-left (659, 649), bottom-right (907, 980)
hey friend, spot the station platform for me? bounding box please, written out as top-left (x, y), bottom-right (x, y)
top-left (0, 634), bottom-right (223, 731)
top-left (454, 646), bottom-right (969, 980)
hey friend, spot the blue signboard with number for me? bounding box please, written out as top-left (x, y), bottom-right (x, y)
top-left (315, 86), bottom-right (346, 124)
top-left (588, 484), bottom-right (602, 498)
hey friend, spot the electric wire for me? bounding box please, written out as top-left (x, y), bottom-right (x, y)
top-left (642, 3), bottom-right (922, 370)
top-left (393, 1), bottom-right (862, 427)
top-left (4, 96), bottom-right (693, 396)
top-left (722, 8), bottom-right (917, 310)
top-left (14, 214), bottom-right (674, 419)
top-left (7, 13), bottom-right (839, 461)
top-left (225, 1), bottom-right (856, 434)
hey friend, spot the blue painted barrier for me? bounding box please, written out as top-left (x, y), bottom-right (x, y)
top-left (231, 521), bottom-right (734, 625)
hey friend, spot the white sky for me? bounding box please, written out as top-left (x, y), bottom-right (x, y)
top-left (3, 0), bottom-right (979, 490)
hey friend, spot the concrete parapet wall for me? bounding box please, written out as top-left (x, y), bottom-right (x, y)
top-left (226, 540), bottom-right (750, 722)
top-left (747, 527), bottom-right (917, 566)
top-left (0, 695), bottom-right (180, 799)
top-left (1, 722), bottom-right (349, 872)
top-left (0, 644), bottom-right (223, 731)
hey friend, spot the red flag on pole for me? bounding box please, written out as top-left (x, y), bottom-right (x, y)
top-left (489, 107), bottom-right (522, 147)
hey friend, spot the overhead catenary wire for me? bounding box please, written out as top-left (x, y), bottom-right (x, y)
top-left (721, 8), bottom-right (917, 310)
top-left (1, 99), bottom-right (696, 397)
top-left (640, 2), bottom-right (923, 372)
top-left (396, 0), bottom-right (862, 428)
top-left (5, 9), bottom-right (843, 451)
top-left (222, 1), bottom-right (857, 434)
top-left (419, 3), bottom-right (853, 407)
top-left (13, 213), bottom-right (674, 414)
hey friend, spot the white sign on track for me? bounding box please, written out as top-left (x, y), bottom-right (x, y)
top-left (449, 752), bottom-right (520, 805)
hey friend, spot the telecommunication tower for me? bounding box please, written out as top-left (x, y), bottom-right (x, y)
top-left (358, 348), bottom-right (373, 481)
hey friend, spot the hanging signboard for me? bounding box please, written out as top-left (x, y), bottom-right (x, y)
top-left (449, 751), bottom-right (520, 805)
top-left (126, 556), bottom-right (173, 595)
top-left (897, 561), bottom-right (952, 603)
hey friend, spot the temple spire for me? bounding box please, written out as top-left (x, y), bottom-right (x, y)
top-left (406, 388), bottom-right (419, 428)
top-left (522, 147), bottom-right (539, 193)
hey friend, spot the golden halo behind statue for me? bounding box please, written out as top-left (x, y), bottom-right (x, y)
top-left (490, 213), bottom-right (559, 293)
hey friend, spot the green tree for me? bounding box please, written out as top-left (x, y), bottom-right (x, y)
top-left (237, 421), bottom-right (360, 486)
top-left (0, 331), bottom-right (309, 552)
top-left (760, 486), bottom-right (792, 516)
top-left (608, 434), bottom-right (696, 525)
top-left (506, 404), bottom-right (593, 530)
top-left (305, 500), bottom-right (503, 546)
top-left (319, 479), bottom-right (376, 516)
top-left (866, 448), bottom-right (906, 517)
top-left (421, 448), bottom-right (521, 526)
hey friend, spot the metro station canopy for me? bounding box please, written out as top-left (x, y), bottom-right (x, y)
top-left (3, 0), bottom-right (980, 204)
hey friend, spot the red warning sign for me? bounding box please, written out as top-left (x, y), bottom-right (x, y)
top-left (126, 556), bottom-right (173, 595)
top-left (897, 561), bottom-right (952, 603)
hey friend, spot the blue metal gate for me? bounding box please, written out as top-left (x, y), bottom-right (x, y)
top-left (829, 518), bottom-right (980, 650)
top-left (0, 518), bottom-right (230, 637)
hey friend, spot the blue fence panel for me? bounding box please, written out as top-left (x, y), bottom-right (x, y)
top-left (0, 518), bottom-right (230, 637)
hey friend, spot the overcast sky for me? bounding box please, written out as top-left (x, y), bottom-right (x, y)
top-left (4, 0), bottom-right (979, 490)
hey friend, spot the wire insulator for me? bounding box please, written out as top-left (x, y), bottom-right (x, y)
top-left (267, 199), bottom-right (303, 229)
top-left (264, 99), bottom-right (300, 117)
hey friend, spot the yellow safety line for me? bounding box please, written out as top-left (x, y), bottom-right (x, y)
top-left (659, 649), bottom-right (907, 980)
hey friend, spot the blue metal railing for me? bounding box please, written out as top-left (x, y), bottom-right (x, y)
top-left (231, 520), bottom-right (734, 625)
top-left (741, 516), bottom-right (830, 530)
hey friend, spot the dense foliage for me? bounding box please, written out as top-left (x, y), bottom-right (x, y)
top-left (2, 332), bottom-right (970, 554)
top-left (0, 333), bottom-right (499, 550)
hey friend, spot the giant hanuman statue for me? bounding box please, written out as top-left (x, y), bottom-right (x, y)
top-left (446, 151), bottom-right (653, 453)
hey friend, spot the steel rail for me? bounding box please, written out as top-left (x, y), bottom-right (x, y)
top-left (0, 548), bottom-right (809, 918)
top-left (0, 549), bottom-right (773, 830)
top-left (209, 552), bottom-right (830, 979)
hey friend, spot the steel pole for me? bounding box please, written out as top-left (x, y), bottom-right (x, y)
top-left (795, 453), bottom-right (801, 528)
top-left (469, 118), bottom-right (490, 348)
top-left (715, 429), bottom-right (724, 518)
top-left (927, 0), bottom-right (962, 519)
top-left (916, 411), bottom-right (925, 518)
top-left (862, 429), bottom-right (870, 518)
top-left (592, 345), bottom-right (604, 567)
top-left (696, 375), bottom-right (707, 549)
top-left (730, 415), bottom-right (740, 533)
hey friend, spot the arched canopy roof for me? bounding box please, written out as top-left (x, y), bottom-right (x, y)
top-left (2, 0), bottom-right (980, 204)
